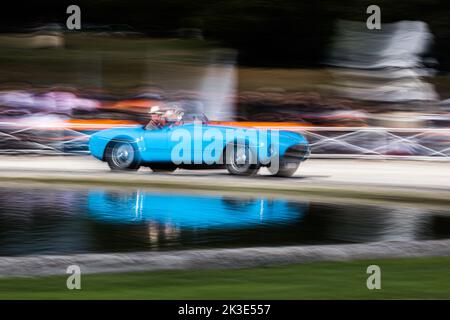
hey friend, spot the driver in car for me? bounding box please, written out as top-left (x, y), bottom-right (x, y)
top-left (146, 106), bottom-right (166, 130)
top-left (164, 107), bottom-right (184, 127)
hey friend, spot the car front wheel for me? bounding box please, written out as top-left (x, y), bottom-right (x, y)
top-left (105, 140), bottom-right (140, 171)
top-left (225, 142), bottom-right (259, 176)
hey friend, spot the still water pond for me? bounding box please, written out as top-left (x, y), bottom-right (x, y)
top-left (0, 187), bottom-right (449, 256)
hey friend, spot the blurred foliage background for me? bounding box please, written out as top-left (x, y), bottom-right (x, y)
top-left (0, 0), bottom-right (449, 70)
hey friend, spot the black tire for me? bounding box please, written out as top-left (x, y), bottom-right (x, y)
top-left (105, 140), bottom-right (140, 171)
top-left (149, 164), bottom-right (177, 173)
top-left (224, 142), bottom-right (259, 176)
top-left (267, 157), bottom-right (300, 177)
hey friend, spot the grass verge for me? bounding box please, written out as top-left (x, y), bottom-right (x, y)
top-left (0, 257), bottom-right (449, 299)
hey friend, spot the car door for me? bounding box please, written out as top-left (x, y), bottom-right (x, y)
top-left (167, 122), bottom-right (210, 165)
top-left (143, 127), bottom-right (171, 162)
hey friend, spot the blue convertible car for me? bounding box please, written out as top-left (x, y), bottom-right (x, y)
top-left (88, 110), bottom-right (310, 177)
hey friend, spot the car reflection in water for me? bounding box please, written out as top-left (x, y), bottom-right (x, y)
top-left (87, 190), bottom-right (308, 230)
top-left (1, 186), bottom-right (450, 256)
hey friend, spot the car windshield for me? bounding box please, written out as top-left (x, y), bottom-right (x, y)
top-left (146, 109), bottom-right (209, 130)
top-left (181, 112), bottom-right (209, 123)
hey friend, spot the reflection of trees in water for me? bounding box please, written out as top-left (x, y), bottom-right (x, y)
top-left (86, 220), bottom-right (184, 253)
top-left (308, 203), bottom-right (391, 243)
top-left (1, 186), bottom-right (449, 255)
top-left (0, 187), bottom-right (90, 255)
top-left (306, 203), bottom-right (435, 243)
top-left (416, 214), bottom-right (450, 240)
top-left (85, 220), bottom-right (151, 252)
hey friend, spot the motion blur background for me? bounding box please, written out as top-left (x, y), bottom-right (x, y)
top-left (0, 0), bottom-right (449, 157)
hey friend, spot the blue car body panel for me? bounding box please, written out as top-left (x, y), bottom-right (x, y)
top-left (88, 123), bottom-right (309, 165)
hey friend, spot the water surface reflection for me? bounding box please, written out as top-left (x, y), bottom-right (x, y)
top-left (0, 187), bottom-right (449, 256)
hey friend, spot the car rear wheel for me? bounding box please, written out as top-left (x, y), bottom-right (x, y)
top-left (105, 140), bottom-right (140, 171)
top-left (267, 158), bottom-right (300, 177)
top-left (225, 142), bottom-right (259, 176)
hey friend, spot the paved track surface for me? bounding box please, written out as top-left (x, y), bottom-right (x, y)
top-left (0, 156), bottom-right (449, 188)
top-left (0, 156), bottom-right (449, 206)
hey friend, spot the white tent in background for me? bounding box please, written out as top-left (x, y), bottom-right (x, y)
top-left (325, 20), bottom-right (439, 102)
